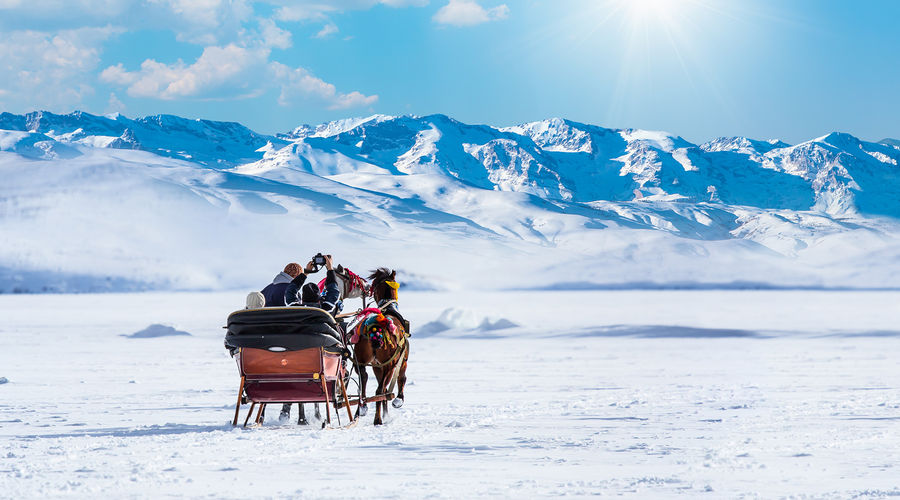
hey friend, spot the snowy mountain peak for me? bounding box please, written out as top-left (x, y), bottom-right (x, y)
top-left (2, 110), bottom-right (897, 216)
top-left (501, 118), bottom-right (595, 154)
top-left (813, 131), bottom-right (864, 150)
top-left (700, 136), bottom-right (789, 156)
top-left (285, 114), bottom-right (395, 139)
top-left (0, 110), bottom-right (284, 167)
top-left (619, 129), bottom-right (690, 152)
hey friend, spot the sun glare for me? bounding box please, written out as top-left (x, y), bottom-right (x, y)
top-left (623, 0), bottom-right (680, 21)
top-left (566, 0), bottom-right (726, 125)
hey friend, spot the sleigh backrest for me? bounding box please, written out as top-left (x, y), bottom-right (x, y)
top-left (225, 306), bottom-right (342, 352)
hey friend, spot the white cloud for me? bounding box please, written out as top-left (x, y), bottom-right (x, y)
top-left (105, 92), bottom-right (125, 113)
top-left (381, 0), bottom-right (428, 6)
top-left (330, 90), bottom-right (379, 109)
top-left (100, 44), bottom-right (270, 100)
top-left (433, 0), bottom-right (508, 27)
top-left (0, 27), bottom-right (120, 111)
top-left (0, 1), bottom-right (391, 112)
top-left (0, 0), bottom-right (255, 46)
top-left (270, 62), bottom-right (378, 110)
top-left (100, 47), bottom-right (376, 110)
top-left (315, 23), bottom-right (339, 38)
top-left (258, 17), bottom-right (293, 49)
top-left (275, 4), bottom-right (334, 22)
top-left (274, 0), bottom-right (427, 22)
top-left (149, 0), bottom-right (255, 45)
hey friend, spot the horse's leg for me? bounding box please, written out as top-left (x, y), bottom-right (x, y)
top-left (392, 356), bottom-right (409, 409)
top-left (381, 365), bottom-right (391, 418)
top-left (357, 365), bottom-right (369, 417)
top-left (279, 403), bottom-right (291, 422)
top-left (373, 367), bottom-right (385, 425)
top-left (353, 338), bottom-right (373, 418)
top-left (298, 404), bottom-right (308, 425)
top-left (314, 403), bottom-right (322, 420)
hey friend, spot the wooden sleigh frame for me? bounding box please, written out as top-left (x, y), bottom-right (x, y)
top-left (231, 346), bottom-right (356, 429)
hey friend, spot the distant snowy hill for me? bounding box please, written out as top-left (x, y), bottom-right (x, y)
top-left (0, 111), bottom-right (284, 167)
top-left (1, 110), bottom-right (899, 293)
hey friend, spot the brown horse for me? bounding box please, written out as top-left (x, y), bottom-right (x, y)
top-left (353, 268), bottom-right (409, 425)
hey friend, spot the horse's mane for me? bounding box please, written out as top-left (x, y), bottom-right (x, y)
top-left (367, 267), bottom-right (394, 286)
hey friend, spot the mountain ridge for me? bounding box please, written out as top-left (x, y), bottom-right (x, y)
top-left (1, 110), bottom-right (899, 292)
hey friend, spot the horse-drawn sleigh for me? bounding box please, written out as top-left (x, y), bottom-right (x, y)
top-left (224, 267), bottom-right (409, 428)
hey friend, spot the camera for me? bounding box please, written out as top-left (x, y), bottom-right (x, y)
top-left (308, 252), bottom-right (327, 273)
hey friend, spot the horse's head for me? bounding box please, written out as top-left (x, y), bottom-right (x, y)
top-left (318, 265), bottom-right (369, 300)
top-left (368, 267), bottom-right (398, 304)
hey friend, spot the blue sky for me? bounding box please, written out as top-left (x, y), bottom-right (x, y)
top-left (0, 0), bottom-right (898, 144)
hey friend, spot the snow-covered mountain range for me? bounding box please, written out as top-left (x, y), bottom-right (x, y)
top-left (2, 110), bottom-right (899, 292)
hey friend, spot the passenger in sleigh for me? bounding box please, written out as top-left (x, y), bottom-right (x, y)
top-left (260, 262), bottom-right (303, 307)
top-left (277, 253), bottom-right (342, 424)
top-left (284, 254), bottom-right (341, 313)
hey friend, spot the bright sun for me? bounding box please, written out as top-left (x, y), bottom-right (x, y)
top-left (617, 0), bottom-right (688, 24)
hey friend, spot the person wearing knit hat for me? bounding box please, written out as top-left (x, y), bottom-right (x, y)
top-left (260, 262), bottom-right (303, 307)
top-left (245, 291), bottom-right (265, 309)
top-left (278, 254), bottom-right (342, 425)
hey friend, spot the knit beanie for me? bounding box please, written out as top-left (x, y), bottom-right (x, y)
top-left (301, 282), bottom-right (320, 304)
top-left (245, 291), bottom-right (265, 309)
top-left (283, 262), bottom-right (302, 278)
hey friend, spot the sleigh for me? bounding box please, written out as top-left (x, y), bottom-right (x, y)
top-left (225, 307), bottom-right (355, 428)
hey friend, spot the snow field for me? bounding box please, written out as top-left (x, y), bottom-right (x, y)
top-left (1, 290), bottom-right (899, 497)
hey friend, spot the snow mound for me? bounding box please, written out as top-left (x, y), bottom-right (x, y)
top-left (123, 324), bottom-right (192, 338)
top-left (417, 308), bottom-right (518, 337)
top-left (0, 377), bottom-right (8, 384)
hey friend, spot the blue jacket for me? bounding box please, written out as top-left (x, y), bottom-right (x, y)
top-left (285, 270), bottom-right (341, 312)
top-left (260, 271), bottom-right (293, 307)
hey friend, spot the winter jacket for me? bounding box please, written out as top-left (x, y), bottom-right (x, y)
top-left (284, 270), bottom-right (341, 312)
top-left (260, 271), bottom-right (294, 307)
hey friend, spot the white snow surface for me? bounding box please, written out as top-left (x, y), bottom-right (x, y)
top-left (2, 290), bottom-right (900, 498)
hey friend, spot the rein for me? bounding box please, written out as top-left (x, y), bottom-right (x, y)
top-left (345, 274), bottom-right (406, 369)
top-left (377, 299), bottom-right (397, 311)
top-left (367, 337), bottom-right (407, 369)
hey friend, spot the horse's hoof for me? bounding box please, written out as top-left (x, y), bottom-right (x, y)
top-left (392, 397), bottom-right (404, 409)
top-left (374, 419), bottom-right (383, 426)
top-left (298, 418), bottom-right (309, 426)
top-left (358, 404), bottom-right (368, 417)
top-left (278, 411), bottom-right (290, 423)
